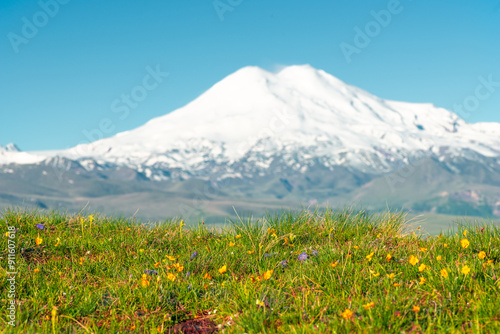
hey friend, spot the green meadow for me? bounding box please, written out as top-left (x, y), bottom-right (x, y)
top-left (1, 207), bottom-right (499, 333)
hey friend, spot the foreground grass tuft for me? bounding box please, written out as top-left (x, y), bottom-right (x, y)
top-left (1, 207), bottom-right (499, 333)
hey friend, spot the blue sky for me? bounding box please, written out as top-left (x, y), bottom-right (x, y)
top-left (1, 0), bottom-right (499, 151)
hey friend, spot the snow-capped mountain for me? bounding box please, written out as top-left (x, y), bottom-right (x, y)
top-left (0, 143), bottom-right (20, 152)
top-left (3, 65), bottom-right (500, 181)
top-left (0, 143), bottom-right (46, 165)
top-left (2, 65), bottom-right (500, 220)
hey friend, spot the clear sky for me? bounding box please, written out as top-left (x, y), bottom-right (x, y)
top-left (1, 0), bottom-right (499, 151)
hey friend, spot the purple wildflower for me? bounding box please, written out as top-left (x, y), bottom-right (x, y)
top-left (186, 271), bottom-right (191, 279)
top-left (264, 253), bottom-right (277, 259)
top-left (144, 269), bottom-right (158, 275)
top-left (35, 224), bottom-right (45, 230)
top-left (280, 260), bottom-right (288, 268)
top-left (312, 250), bottom-right (319, 257)
top-left (190, 252), bottom-right (198, 260)
top-left (298, 252), bottom-right (309, 262)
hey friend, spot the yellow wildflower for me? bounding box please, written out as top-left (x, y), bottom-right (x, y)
top-left (409, 255), bottom-right (419, 266)
top-left (443, 243), bottom-right (449, 248)
top-left (363, 302), bottom-right (375, 310)
top-left (140, 274), bottom-right (150, 287)
top-left (412, 305), bottom-right (420, 313)
top-left (229, 242), bottom-right (235, 247)
top-left (440, 268), bottom-right (448, 278)
top-left (483, 259), bottom-right (494, 268)
top-left (460, 239), bottom-right (470, 249)
top-left (436, 255), bottom-right (442, 261)
top-left (354, 246), bottom-right (360, 249)
top-left (235, 234), bottom-right (241, 239)
top-left (34, 268), bottom-right (40, 273)
top-left (247, 250), bottom-right (255, 254)
top-left (386, 253), bottom-right (392, 261)
top-left (341, 309), bottom-right (353, 320)
top-left (419, 247), bottom-right (428, 252)
top-left (478, 251), bottom-right (486, 260)
top-left (418, 263), bottom-right (427, 272)
top-left (250, 275), bottom-right (262, 283)
top-left (461, 265), bottom-right (471, 275)
top-left (79, 257), bottom-right (84, 265)
top-left (263, 270), bottom-right (273, 280)
top-left (463, 230), bottom-right (467, 237)
top-left (218, 265), bottom-right (227, 274)
top-left (166, 273), bottom-right (176, 281)
top-left (393, 283), bottom-right (401, 287)
top-left (35, 234), bottom-right (43, 246)
top-left (256, 299), bottom-right (265, 307)
top-left (139, 249), bottom-right (144, 253)
top-left (419, 277), bottom-right (426, 285)
top-left (166, 255), bottom-right (176, 261)
top-left (387, 273), bottom-right (395, 279)
top-left (330, 261), bottom-right (339, 268)
top-left (366, 252), bottom-right (375, 261)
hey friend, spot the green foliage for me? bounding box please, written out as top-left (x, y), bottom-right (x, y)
top-left (0, 207), bottom-right (499, 333)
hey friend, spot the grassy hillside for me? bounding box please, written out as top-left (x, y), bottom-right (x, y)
top-left (1, 208), bottom-right (499, 333)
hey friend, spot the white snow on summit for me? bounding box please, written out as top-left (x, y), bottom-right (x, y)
top-left (0, 143), bottom-right (46, 165)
